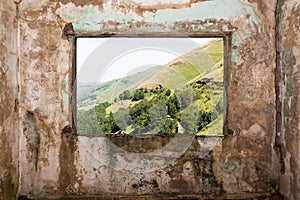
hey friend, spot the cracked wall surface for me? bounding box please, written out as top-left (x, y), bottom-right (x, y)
top-left (278, 0), bottom-right (300, 199)
top-left (15, 0), bottom-right (281, 198)
top-left (1, 0), bottom-right (299, 199)
top-left (0, 1), bottom-right (19, 200)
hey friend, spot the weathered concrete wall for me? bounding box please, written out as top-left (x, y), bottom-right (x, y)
top-left (18, 1), bottom-right (70, 195)
top-left (278, 0), bottom-right (300, 199)
top-left (0, 1), bottom-right (19, 200)
top-left (16, 0), bottom-right (282, 198)
top-left (74, 135), bottom-right (223, 195)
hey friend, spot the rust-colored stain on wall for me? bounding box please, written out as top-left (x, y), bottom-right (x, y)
top-left (0, 0), bottom-right (299, 199)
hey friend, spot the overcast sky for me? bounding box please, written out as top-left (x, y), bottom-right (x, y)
top-left (77, 37), bottom-right (215, 83)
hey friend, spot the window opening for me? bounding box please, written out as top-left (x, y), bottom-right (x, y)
top-left (75, 37), bottom-right (225, 136)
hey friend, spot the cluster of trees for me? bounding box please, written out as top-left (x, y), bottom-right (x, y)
top-left (127, 89), bottom-right (178, 134)
top-left (118, 88), bottom-right (180, 134)
top-left (116, 87), bottom-right (171, 102)
top-left (117, 88), bottom-right (145, 101)
top-left (77, 82), bottom-right (223, 135)
top-left (132, 89), bottom-right (145, 101)
top-left (78, 87), bottom-right (179, 135)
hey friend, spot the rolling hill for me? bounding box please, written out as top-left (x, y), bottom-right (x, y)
top-left (77, 38), bottom-right (224, 136)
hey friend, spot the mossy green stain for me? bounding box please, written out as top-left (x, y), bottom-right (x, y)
top-left (72, 7), bottom-right (141, 31)
top-left (62, 0), bottom-right (262, 35)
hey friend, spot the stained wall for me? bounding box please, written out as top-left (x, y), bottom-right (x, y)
top-left (1, 0), bottom-right (299, 199)
top-left (278, 0), bottom-right (300, 199)
top-left (0, 1), bottom-right (19, 200)
top-left (16, 0), bottom-right (281, 198)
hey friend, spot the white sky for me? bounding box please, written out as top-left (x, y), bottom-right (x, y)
top-left (77, 38), bottom-right (214, 83)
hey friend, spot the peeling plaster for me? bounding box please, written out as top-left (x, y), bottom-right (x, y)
top-left (1, 0), bottom-right (293, 198)
top-left (56, 0), bottom-right (262, 37)
top-left (279, 1), bottom-right (300, 199)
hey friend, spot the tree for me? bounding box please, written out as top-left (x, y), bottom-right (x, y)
top-left (165, 89), bottom-right (171, 96)
top-left (102, 112), bottom-right (120, 133)
top-left (132, 89), bottom-right (145, 101)
top-left (167, 95), bottom-right (180, 118)
top-left (77, 109), bottom-right (104, 134)
top-left (119, 90), bottom-right (131, 100)
top-left (148, 104), bottom-right (166, 133)
top-left (114, 108), bottom-right (132, 131)
top-left (129, 100), bottom-right (150, 126)
top-left (175, 88), bottom-right (197, 109)
top-left (198, 110), bottom-right (212, 131)
top-left (181, 105), bottom-right (199, 134)
top-left (95, 102), bottom-right (110, 124)
top-left (160, 118), bottom-right (177, 135)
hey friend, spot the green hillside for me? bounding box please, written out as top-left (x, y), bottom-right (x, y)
top-left (77, 66), bottom-right (161, 111)
top-left (77, 38), bottom-right (224, 136)
top-left (169, 38), bottom-right (223, 79)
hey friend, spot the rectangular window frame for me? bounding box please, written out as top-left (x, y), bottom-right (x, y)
top-left (69, 33), bottom-right (231, 137)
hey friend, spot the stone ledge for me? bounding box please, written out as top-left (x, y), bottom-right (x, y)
top-left (18, 192), bottom-right (283, 200)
